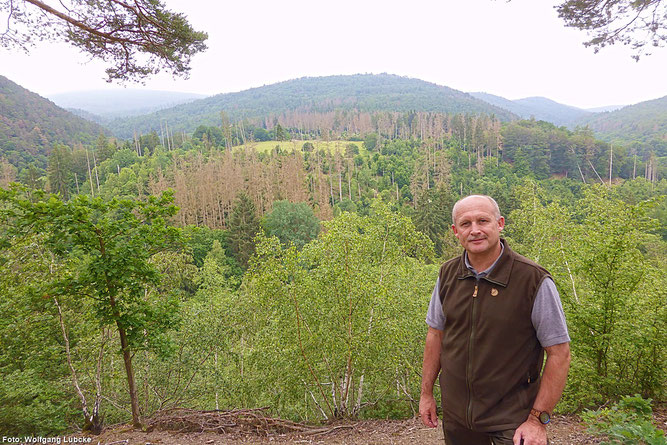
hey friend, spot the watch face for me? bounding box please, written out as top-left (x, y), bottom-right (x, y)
top-left (539, 411), bottom-right (550, 424)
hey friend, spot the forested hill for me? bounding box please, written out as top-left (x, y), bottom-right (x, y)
top-left (578, 95), bottom-right (667, 146)
top-left (469, 92), bottom-right (592, 127)
top-left (106, 74), bottom-right (518, 138)
top-left (0, 75), bottom-right (105, 169)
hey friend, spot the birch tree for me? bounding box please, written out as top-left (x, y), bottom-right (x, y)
top-left (242, 202), bottom-right (436, 419)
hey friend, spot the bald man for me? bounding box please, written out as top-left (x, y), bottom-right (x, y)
top-left (419, 195), bottom-right (571, 445)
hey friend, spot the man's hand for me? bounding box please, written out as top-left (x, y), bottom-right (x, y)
top-left (420, 327), bottom-right (443, 428)
top-left (513, 415), bottom-right (547, 445)
top-left (514, 342), bottom-right (570, 444)
top-left (419, 393), bottom-right (438, 428)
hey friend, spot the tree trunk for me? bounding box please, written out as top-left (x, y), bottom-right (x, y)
top-left (117, 322), bottom-right (142, 428)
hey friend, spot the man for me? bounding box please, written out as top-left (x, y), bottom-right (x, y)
top-left (419, 195), bottom-right (571, 445)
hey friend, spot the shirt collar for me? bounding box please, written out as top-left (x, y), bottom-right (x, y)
top-left (464, 241), bottom-right (505, 277)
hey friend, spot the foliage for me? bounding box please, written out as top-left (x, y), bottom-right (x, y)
top-left (0, 236), bottom-right (77, 434)
top-left (0, 75), bottom-right (104, 172)
top-left (130, 241), bottom-right (239, 414)
top-left (0, 0), bottom-right (208, 82)
top-left (411, 185), bottom-right (457, 258)
top-left (228, 192), bottom-right (260, 268)
top-left (556, 0), bottom-right (667, 60)
top-left (506, 180), bottom-right (666, 410)
top-left (262, 200), bottom-right (320, 250)
top-left (581, 95), bottom-right (667, 150)
top-left (104, 74), bottom-right (517, 138)
top-left (0, 186), bottom-right (184, 427)
top-left (582, 395), bottom-right (666, 444)
top-left (1, 95), bottom-right (667, 433)
top-left (241, 202), bottom-right (436, 420)
top-left (47, 144), bottom-right (74, 199)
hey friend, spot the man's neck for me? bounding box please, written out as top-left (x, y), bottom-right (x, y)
top-left (466, 243), bottom-right (503, 273)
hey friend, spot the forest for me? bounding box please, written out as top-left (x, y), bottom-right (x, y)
top-left (0, 108), bottom-right (665, 436)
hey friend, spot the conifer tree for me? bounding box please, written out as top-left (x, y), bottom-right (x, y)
top-left (0, 0), bottom-right (208, 82)
top-left (228, 192), bottom-right (260, 268)
top-left (47, 144), bottom-right (73, 199)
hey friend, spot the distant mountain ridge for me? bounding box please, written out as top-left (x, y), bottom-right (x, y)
top-left (48, 89), bottom-right (207, 121)
top-left (469, 92), bottom-right (592, 127)
top-left (586, 105), bottom-right (625, 113)
top-left (0, 75), bottom-right (106, 169)
top-left (579, 95), bottom-right (667, 144)
top-left (105, 74), bottom-right (518, 139)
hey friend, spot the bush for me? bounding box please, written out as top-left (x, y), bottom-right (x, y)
top-left (582, 395), bottom-right (666, 445)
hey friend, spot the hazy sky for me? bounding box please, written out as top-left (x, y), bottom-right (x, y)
top-left (1, 0), bottom-right (666, 109)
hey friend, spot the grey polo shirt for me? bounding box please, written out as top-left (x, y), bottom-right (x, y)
top-left (426, 246), bottom-right (570, 348)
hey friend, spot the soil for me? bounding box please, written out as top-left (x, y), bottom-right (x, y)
top-left (60, 404), bottom-right (666, 445)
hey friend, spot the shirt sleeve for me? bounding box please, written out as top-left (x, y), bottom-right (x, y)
top-left (426, 277), bottom-right (445, 330)
top-left (532, 277), bottom-right (570, 347)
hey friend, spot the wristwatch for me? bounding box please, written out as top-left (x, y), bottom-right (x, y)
top-left (530, 408), bottom-right (551, 424)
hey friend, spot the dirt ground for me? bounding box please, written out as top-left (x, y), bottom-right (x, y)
top-left (72, 413), bottom-right (641, 445)
top-left (59, 404), bottom-right (666, 445)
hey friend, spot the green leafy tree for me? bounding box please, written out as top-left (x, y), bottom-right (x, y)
top-left (363, 133), bottom-right (378, 151)
top-left (253, 128), bottom-right (271, 142)
top-left (242, 202), bottom-right (436, 419)
top-left (0, 0), bottom-right (208, 82)
top-left (506, 180), bottom-right (666, 409)
top-left (0, 186), bottom-right (183, 428)
top-left (228, 192), bottom-right (260, 268)
top-left (262, 200), bottom-right (320, 250)
top-left (0, 235), bottom-right (81, 434)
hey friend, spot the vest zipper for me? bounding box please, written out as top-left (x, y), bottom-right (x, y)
top-left (466, 280), bottom-right (479, 428)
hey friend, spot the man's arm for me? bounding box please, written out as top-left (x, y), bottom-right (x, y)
top-left (419, 327), bottom-right (443, 428)
top-left (513, 342), bottom-right (571, 445)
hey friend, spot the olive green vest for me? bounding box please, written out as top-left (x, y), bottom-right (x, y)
top-left (438, 240), bottom-right (550, 431)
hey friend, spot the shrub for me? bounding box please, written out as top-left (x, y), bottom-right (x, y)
top-left (582, 395), bottom-right (666, 445)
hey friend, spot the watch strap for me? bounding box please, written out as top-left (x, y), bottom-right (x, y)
top-left (530, 408), bottom-right (550, 424)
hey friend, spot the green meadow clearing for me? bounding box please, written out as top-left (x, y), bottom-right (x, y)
top-left (236, 139), bottom-right (364, 154)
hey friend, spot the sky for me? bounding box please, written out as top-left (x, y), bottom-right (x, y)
top-left (1, 0), bottom-right (666, 110)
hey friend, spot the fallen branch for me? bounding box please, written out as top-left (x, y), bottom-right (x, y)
top-left (145, 407), bottom-right (350, 436)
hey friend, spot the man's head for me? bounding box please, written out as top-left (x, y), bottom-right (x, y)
top-left (451, 195), bottom-right (504, 258)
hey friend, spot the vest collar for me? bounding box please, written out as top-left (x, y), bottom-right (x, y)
top-left (457, 238), bottom-right (514, 287)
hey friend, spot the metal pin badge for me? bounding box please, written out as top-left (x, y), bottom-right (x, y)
top-left (491, 288), bottom-right (499, 296)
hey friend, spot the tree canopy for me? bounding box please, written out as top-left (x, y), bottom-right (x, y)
top-left (262, 200), bottom-right (320, 250)
top-left (0, 0), bottom-right (208, 82)
top-left (0, 186), bottom-right (184, 428)
top-left (555, 0), bottom-right (667, 59)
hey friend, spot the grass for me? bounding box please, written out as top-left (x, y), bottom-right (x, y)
top-left (235, 140), bottom-right (363, 154)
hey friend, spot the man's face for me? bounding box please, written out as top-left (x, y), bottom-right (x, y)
top-left (451, 197), bottom-right (505, 257)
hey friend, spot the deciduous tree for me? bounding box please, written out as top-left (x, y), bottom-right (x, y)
top-left (242, 202), bottom-right (435, 419)
top-left (0, 186), bottom-right (183, 428)
top-left (262, 200), bottom-right (320, 250)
